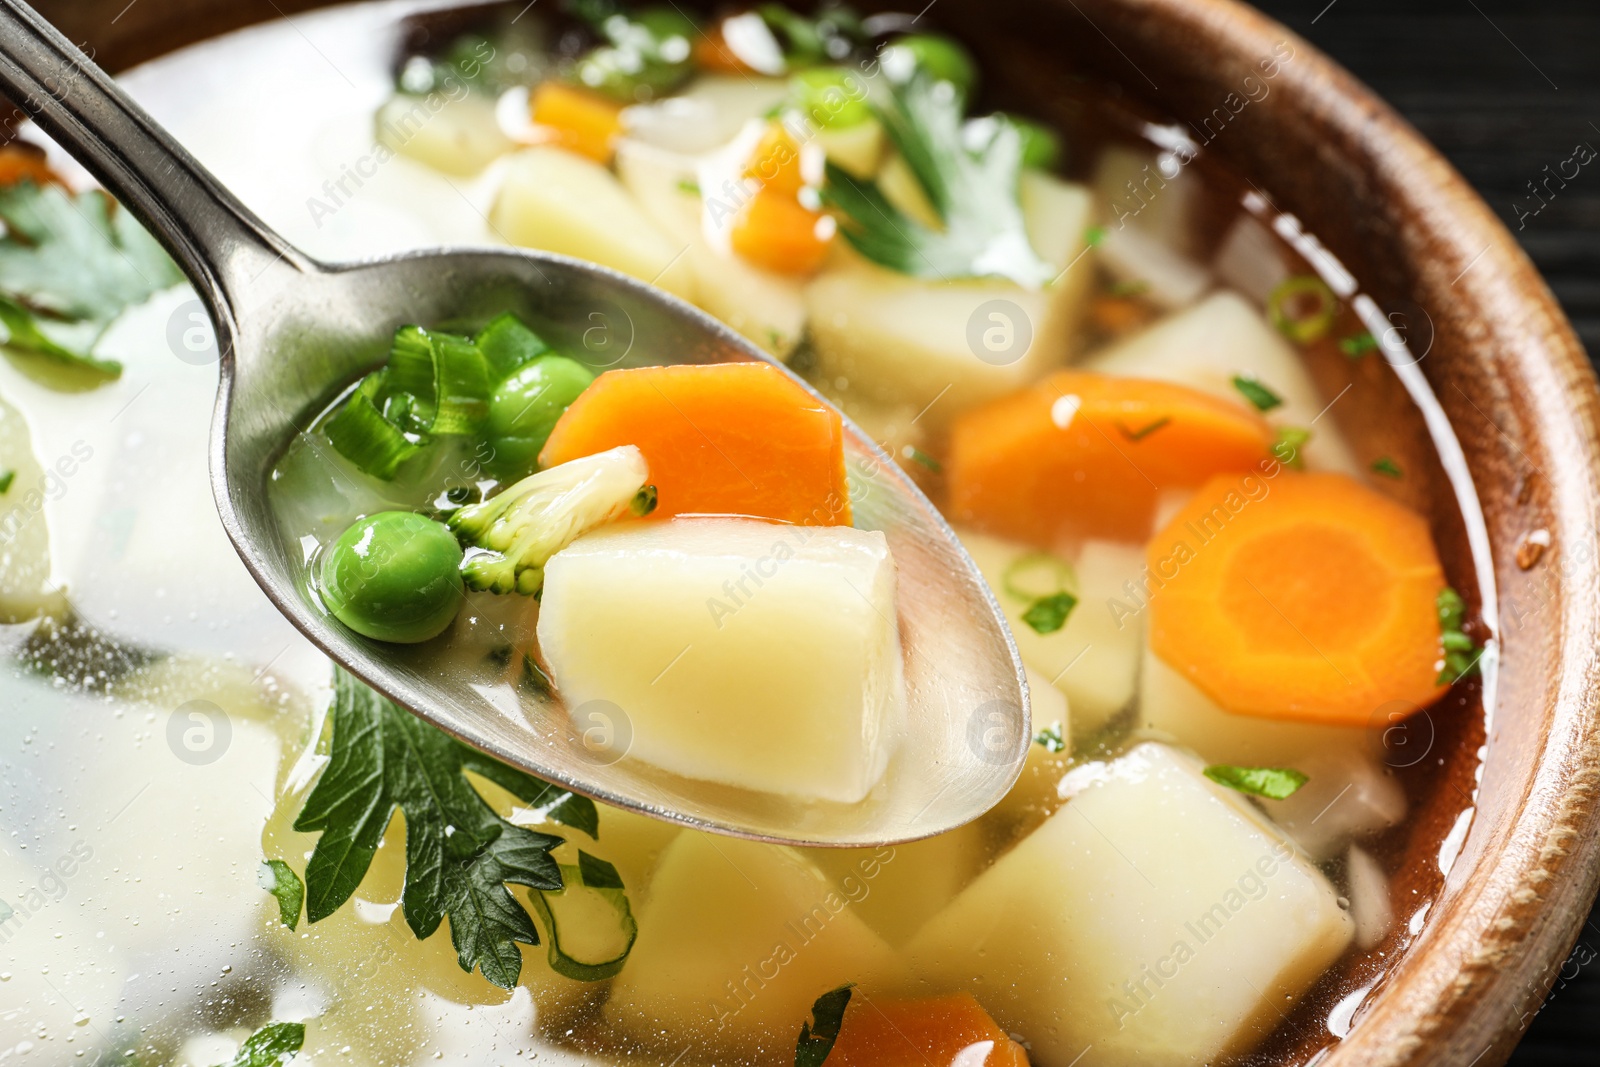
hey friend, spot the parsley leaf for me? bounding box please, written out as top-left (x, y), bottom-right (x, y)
top-left (1436, 586), bottom-right (1483, 684)
top-left (293, 668), bottom-right (601, 988)
top-left (1022, 591), bottom-right (1077, 634)
top-left (796, 983), bottom-right (854, 1067)
top-left (213, 1022), bottom-right (304, 1067)
top-left (822, 75), bottom-right (1054, 287)
top-left (1204, 764), bottom-right (1309, 800)
top-left (0, 182), bottom-right (183, 378)
top-left (258, 859), bottom-right (304, 931)
top-left (1033, 721), bottom-right (1067, 753)
top-left (1231, 374), bottom-right (1283, 412)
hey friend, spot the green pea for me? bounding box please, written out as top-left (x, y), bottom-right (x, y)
top-left (485, 355), bottom-right (595, 481)
top-left (1007, 114), bottom-right (1063, 170)
top-left (884, 34), bottom-right (976, 97)
top-left (318, 511), bottom-right (464, 644)
top-left (789, 67), bottom-right (872, 129)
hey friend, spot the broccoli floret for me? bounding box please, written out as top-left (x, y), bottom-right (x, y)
top-left (448, 445), bottom-right (651, 595)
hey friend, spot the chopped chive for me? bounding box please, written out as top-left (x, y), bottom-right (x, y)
top-left (902, 445), bottom-right (943, 472)
top-left (1204, 764), bottom-right (1309, 800)
top-left (1116, 416), bottom-right (1170, 441)
top-left (1022, 591), bottom-right (1077, 634)
top-left (1339, 331), bottom-right (1378, 358)
top-left (1033, 720), bottom-right (1067, 753)
top-left (1231, 374), bottom-right (1284, 412)
top-left (0, 468), bottom-right (13, 494)
top-left (1371, 456), bottom-right (1402, 478)
top-left (676, 177), bottom-right (702, 195)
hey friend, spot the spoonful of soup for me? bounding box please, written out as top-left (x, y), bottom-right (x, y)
top-left (0, 0), bottom-right (1028, 845)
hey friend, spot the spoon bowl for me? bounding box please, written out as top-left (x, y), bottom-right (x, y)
top-left (0, 0), bottom-right (1029, 845)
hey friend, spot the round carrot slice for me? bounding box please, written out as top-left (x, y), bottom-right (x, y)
top-left (1147, 470), bottom-right (1449, 725)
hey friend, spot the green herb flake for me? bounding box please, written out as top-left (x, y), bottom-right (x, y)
top-left (1371, 456), bottom-right (1402, 478)
top-left (293, 668), bottom-right (607, 988)
top-left (821, 76), bottom-right (1055, 287)
top-left (1436, 586), bottom-right (1483, 684)
top-left (1022, 591), bottom-right (1077, 634)
top-left (0, 468), bottom-right (13, 494)
top-left (1231, 374), bottom-right (1284, 412)
top-left (631, 484), bottom-right (659, 516)
top-left (796, 984), bottom-right (854, 1067)
top-left (1339, 331), bottom-right (1378, 358)
top-left (1204, 764), bottom-right (1309, 800)
top-left (0, 182), bottom-right (184, 380)
top-left (1271, 426), bottom-right (1312, 470)
top-left (214, 1022), bottom-right (305, 1067)
top-left (1115, 416), bottom-right (1171, 442)
top-left (903, 445), bottom-right (943, 472)
top-left (676, 177), bottom-right (702, 195)
top-left (1083, 225), bottom-right (1106, 247)
top-left (257, 859), bottom-right (305, 931)
top-left (1034, 721), bottom-right (1067, 753)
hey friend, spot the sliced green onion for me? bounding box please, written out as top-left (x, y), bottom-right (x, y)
top-left (528, 852), bottom-right (639, 982)
top-left (1267, 275), bottom-right (1339, 344)
top-left (1002, 551), bottom-right (1076, 603)
top-left (1022, 591), bottom-right (1077, 634)
top-left (630, 484), bottom-right (659, 517)
top-left (430, 331), bottom-right (491, 434)
top-left (385, 325), bottom-right (439, 427)
top-left (323, 372), bottom-right (425, 480)
top-left (477, 312), bottom-right (551, 381)
top-left (1271, 426), bottom-right (1312, 470)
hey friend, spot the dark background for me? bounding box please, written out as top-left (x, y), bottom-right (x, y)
top-left (1249, 2), bottom-right (1599, 1061)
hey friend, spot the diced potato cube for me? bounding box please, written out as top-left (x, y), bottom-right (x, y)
top-left (1346, 844), bottom-right (1393, 950)
top-left (376, 92), bottom-right (512, 176)
top-left (622, 75), bottom-right (788, 155)
top-left (606, 831), bottom-right (906, 1060)
top-left (491, 146), bottom-right (696, 302)
top-left (815, 118), bottom-right (884, 178)
top-left (538, 517), bottom-right (905, 803)
top-left (1092, 144), bottom-right (1203, 255)
top-left (804, 821), bottom-right (986, 946)
top-left (905, 743), bottom-right (1353, 1067)
top-left (1097, 222), bottom-right (1212, 310)
top-left (958, 528), bottom-right (1142, 735)
top-left (1258, 745), bottom-right (1407, 861)
top-left (687, 240), bottom-right (807, 359)
top-left (1083, 291), bottom-right (1359, 475)
top-left (615, 138), bottom-right (805, 358)
top-left (983, 667), bottom-right (1072, 842)
top-left (1137, 648), bottom-right (1370, 768)
top-left (806, 174), bottom-right (1094, 426)
top-left (0, 394), bottom-right (67, 623)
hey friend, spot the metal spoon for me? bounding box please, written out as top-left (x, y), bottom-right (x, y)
top-left (0, 0), bottom-right (1028, 846)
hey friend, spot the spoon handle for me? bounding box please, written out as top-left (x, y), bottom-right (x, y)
top-left (0, 0), bottom-right (307, 321)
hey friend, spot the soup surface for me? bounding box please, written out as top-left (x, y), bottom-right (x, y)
top-left (0, 2), bottom-right (1493, 1065)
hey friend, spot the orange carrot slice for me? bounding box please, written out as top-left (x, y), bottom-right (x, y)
top-left (745, 124), bottom-right (805, 197)
top-left (0, 144), bottom-right (59, 187)
top-left (947, 370), bottom-right (1275, 545)
top-left (825, 993), bottom-right (1027, 1067)
top-left (1147, 470), bottom-right (1448, 725)
top-left (693, 24), bottom-right (753, 74)
top-left (530, 81), bottom-right (624, 163)
top-left (731, 187), bottom-right (835, 275)
top-left (539, 362), bottom-right (851, 525)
